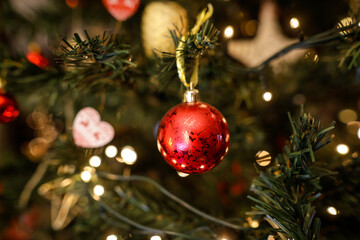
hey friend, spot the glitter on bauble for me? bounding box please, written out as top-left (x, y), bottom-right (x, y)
top-left (157, 89), bottom-right (230, 174)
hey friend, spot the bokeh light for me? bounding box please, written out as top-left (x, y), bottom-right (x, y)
top-left (93, 185), bottom-right (105, 196)
top-left (89, 155), bottom-right (102, 167)
top-left (105, 145), bottom-right (118, 158)
top-left (224, 26), bottom-right (234, 38)
top-left (336, 144), bottom-right (349, 155)
top-left (262, 92), bottom-right (272, 102)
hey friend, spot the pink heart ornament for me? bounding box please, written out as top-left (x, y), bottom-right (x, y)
top-left (73, 107), bottom-right (114, 148)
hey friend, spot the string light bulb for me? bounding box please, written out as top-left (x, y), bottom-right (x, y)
top-left (357, 128), bottom-right (360, 139)
top-left (93, 185), bottom-right (105, 196)
top-left (224, 26), bottom-right (234, 38)
top-left (249, 220), bottom-right (259, 228)
top-left (177, 171), bottom-right (189, 177)
top-left (336, 144), bottom-right (349, 155)
top-left (89, 155), bottom-right (102, 167)
top-left (290, 17), bottom-right (300, 29)
top-left (105, 145), bottom-right (118, 158)
top-left (106, 235), bottom-right (118, 240)
top-left (120, 146), bottom-right (137, 165)
top-left (262, 91), bottom-right (272, 102)
top-left (150, 236), bottom-right (162, 240)
top-left (80, 171), bottom-right (92, 183)
top-left (327, 206), bottom-right (338, 216)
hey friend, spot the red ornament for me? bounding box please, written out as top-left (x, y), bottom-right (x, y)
top-left (157, 90), bottom-right (230, 174)
top-left (102, 0), bottom-right (140, 21)
top-left (0, 90), bottom-right (19, 123)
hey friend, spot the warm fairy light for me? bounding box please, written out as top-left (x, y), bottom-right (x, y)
top-left (177, 171), bottom-right (189, 177)
top-left (336, 144), bottom-right (349, 155)
top-left (357, 128), bottom-right (360, 139)
top-left (89, 155), bottom-right (102, 167)
top-left (120, 146), bottom-right (137, 165)
top-left (267, 235), bottom-right (275, 240)
top-left (224, 26), bottom-right (234, 38)
top-left (150, 236), bottom-right (162, 240)
top-left (249, 220), bottom-right (259, 228)
top-left (262, 92), bottom-right (272, 102)
top-left (290, 17), bottom-right (300, 29)
top-left (220, 238), bottom-right (228, 240)
top-left (327, 206), bottom-right (338, 215)
top-left (80, 171), bottom-right (92, 183)
top-left (338, 109), bottom-right (357, 124)
top-left (105, 145), bottom-right (118, 158)
top-left (93, 185), bottom-right (105, 196)
top-left (106, 235), bottom-right (117, 240)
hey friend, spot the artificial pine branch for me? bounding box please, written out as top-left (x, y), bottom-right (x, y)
top-left (56, 31), bottom-right (136, 89)
top-left (248, 110), bottom-right (336, 240)
top-left (158, 19), bottom-right (220, 86)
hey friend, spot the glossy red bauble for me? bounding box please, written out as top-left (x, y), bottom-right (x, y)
top-left (102, 0), bottom-right (140, 21)
top-left (0, 90), bottom-right (19, 123)
top-left (157, 102), bottom-right (230, 174)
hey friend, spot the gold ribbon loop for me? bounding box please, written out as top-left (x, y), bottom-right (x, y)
top-left (176, 4), bottom-right (213, 89)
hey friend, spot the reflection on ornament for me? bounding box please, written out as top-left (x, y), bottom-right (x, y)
top-left (255, 150), bottom-right (271, 166)
top-left (262, 92), bottom-right (272, 102)
top-left (327, 206), bottom-right (338, 215)
top-left (224, 26), bottom-right (234, 38)
top-left (336, 144), bottom-right (349, 155)
top-left (228, 0), bottom-right (305, 73)
top-left (267, 235), bottom-right (275, 240)
top-left (106, 235), bottom-right (118, 240)
top-left (290, 17), bottom-right (300, 29)
top-left (141, 1), bottom-right (188, 57)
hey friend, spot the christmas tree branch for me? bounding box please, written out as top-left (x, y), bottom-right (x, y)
top-left (248, 110), bottom-right (336, 240)
top-left (96, 171), bottom-right (245, 231)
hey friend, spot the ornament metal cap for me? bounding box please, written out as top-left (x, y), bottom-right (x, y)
top-left (183, 89), bottom-right (200, 103)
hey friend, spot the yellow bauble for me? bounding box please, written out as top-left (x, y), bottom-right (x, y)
top-left (141, 1), bottom-right (188, 57)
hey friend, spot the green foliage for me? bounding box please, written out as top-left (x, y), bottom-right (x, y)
top-left (249, 110), bottom-right (336, 240)
top-left (57, 32), bottom-right (136, 90)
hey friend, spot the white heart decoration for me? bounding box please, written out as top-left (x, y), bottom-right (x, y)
top-left (73, 107), bottom-right (114, 148)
